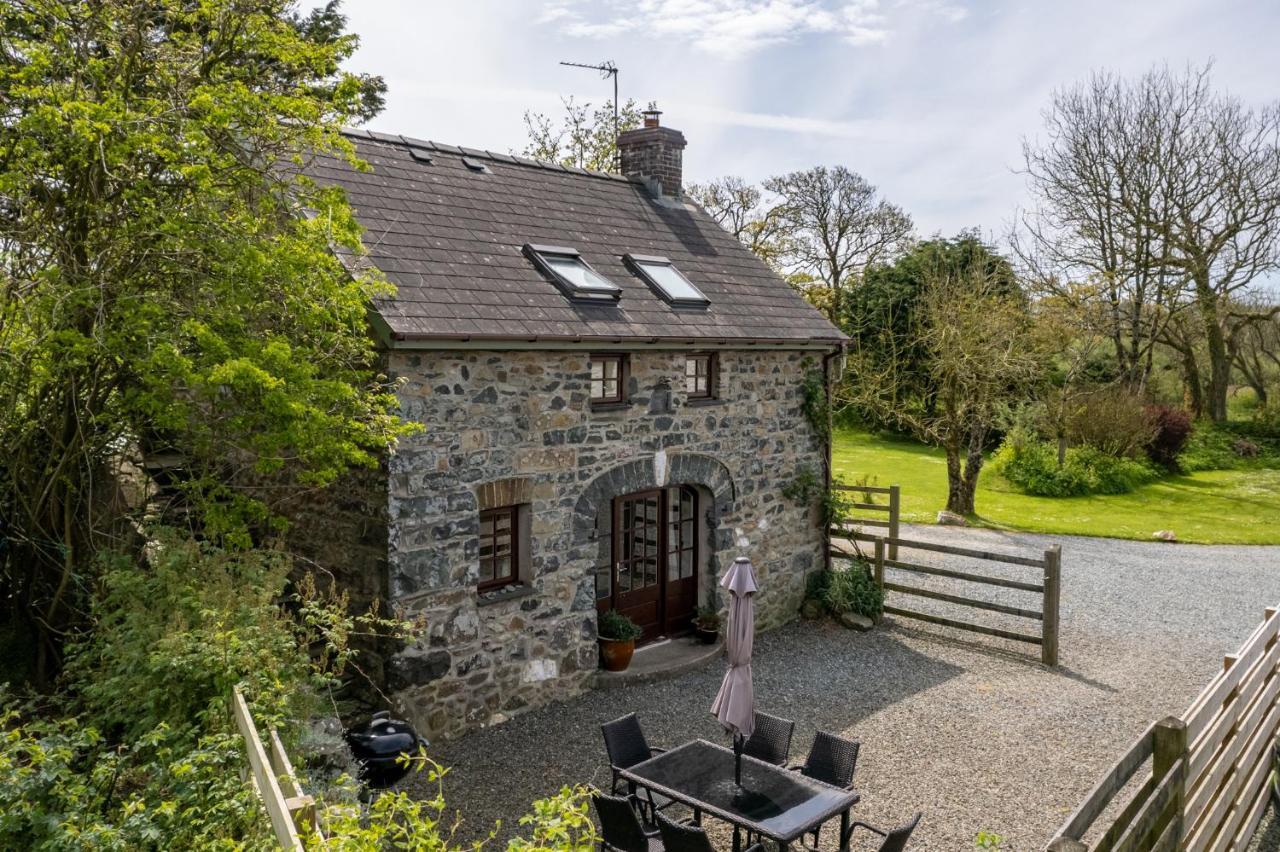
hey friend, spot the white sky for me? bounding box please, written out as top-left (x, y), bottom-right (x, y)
top-left (340, 0), bottom-right (1280, 242)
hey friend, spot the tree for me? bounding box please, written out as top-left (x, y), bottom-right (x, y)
top-left (842, 238), bottom-right (1042, 515)
top-left (520, 96), bottom-right (645, 172)
top-left (0, 0), bottom-right (410, 683)
top-left (1023, 65), bottom-right (1280, 420)
top-left (764, 166), bottom-right (913, 324)
top-left (687, 176), bottom-right (789, 269)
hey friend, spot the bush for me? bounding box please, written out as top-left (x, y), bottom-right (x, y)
top-left (597, 609), bottom-right (642, 642)
top-left (1144, 405), bottom-right (1193, 470)
top-left (822, 561), bottom-right (884, 620)
top-left (1179, 421), bottom-right (1280, 471)
top-left (992, 439), bottom-right (1161, 497)
top-left (1066, 386), bottom-right (1157, 458)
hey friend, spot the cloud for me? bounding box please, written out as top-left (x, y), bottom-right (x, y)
top-left (535, 0), bottom-right (962, 56)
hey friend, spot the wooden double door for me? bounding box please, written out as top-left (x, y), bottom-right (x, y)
top-left (598, 486), bottom-right (699, 643)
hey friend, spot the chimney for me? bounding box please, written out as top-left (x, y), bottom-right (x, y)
top-left (617, 107), bottom-right (686, 199)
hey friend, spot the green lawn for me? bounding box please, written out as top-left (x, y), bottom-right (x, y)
top-left (832, 427), bottom-right (1280, 545)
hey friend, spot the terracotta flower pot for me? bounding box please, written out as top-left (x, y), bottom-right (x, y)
top-left (598, 637), bottom-right (636, 672)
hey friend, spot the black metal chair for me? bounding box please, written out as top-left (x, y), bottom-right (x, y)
top-left (594, 792), bottom-right (661, 852)
top-left (601, 713), bottom-right (674, 818)
top-left (794, 730), bottom-right (860, 788)
top-left (838, 812), bottom-right (922, 852)
top-left (741, 711), bottom-right (795, 766)
top-left (656, 814), bottom-right (763, 852)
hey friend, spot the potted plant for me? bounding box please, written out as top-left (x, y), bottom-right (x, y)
top-left (597, 609), bottom-right (642, 672)
top-left (693, 605), bottom-right (721, 644)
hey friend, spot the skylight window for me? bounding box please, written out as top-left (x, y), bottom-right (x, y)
top-left (523, 244), bottom-right (621, 302)
top-left (625, 254), bottom-right (709, 306)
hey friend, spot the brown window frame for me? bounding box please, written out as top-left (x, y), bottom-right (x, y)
top-left (590, 353), bottom-right (628, 406)
top-left (684, 352), bottom-right (717, 400)
top-left (478, 505), bottom-right (520, 591)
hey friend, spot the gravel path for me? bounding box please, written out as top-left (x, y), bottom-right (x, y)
top-left (407, 526), bottom-right (1280, 850)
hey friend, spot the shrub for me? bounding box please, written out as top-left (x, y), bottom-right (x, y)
top-left (822, 560), bottom-right (884, 620)
top-left (1179, 421), bottom-right (1280, 471)
top-left (992, 439), bottom-right (1160, 497)
top-left (1066, 386), bottom-right (1157, 458)
top-left (1144, 405), bottom-right (1193, 470)
top-left (597, 609), bottom-right (642, 642)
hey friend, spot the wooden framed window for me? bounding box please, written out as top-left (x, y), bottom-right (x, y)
top-left (685, 353), bottom-right (716, 399)
top-left (478, 506), bottom-right (519, 591)
top-left (591, 354), bottom-right (626, 405)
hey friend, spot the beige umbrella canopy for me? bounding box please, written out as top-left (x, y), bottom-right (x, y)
top-left (711, 556), bottom-right (758, 785)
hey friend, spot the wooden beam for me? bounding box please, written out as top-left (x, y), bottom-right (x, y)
top-left (884, 582), bottom-right (1043, 620)
top-left (883, 605), bottom-right (1041, 645)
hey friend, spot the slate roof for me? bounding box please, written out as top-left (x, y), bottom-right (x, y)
top-left (305, 129), bottom-right (845, 346)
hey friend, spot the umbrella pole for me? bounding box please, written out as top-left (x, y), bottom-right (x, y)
top-left (734, 733), bottom-right (743, 786)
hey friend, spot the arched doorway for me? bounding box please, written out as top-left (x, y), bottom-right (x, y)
top-left (602, 485), bottom-right (699, 642)
top-left (571, 452), bottom-right (736, 646)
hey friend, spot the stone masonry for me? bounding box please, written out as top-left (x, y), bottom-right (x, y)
top-left (382, 347), bottom-right (828, 741)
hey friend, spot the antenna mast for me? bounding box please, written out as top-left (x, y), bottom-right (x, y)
top-left (559, 59), bottom-right (620, 159)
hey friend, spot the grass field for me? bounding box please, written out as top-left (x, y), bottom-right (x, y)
top-left (832, 427), bottom-right (1280, 545)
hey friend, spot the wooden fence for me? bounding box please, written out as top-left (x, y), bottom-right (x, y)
top-left (232, 687), bottom-right (322, 850)
top-left (1048, 606), bottom-right (1280, 851)
top-left (833, 530), bottom-right (1061, 667)
top-left (831, 482), bottom-right (900, 559)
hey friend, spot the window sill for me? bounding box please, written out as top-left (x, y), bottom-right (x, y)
top-left (591, 401), bottom-right (631, 412)
top-left (476, 583), bottom-right (535, 608)
top-left (685, 397), bottom-right (723, 407)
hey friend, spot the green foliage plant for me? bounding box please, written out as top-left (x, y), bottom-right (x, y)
top-left (991, 439), bottom-right (1160, 497)
top-left (597, 609), bottom-right (642, 642)
top-left (0, 0), bottom-right (415, 683)
top-left (821, 560), bottom-right (884, 620)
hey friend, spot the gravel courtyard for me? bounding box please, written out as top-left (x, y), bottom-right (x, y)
top-left (409, 525), bottom-right (1280, 850)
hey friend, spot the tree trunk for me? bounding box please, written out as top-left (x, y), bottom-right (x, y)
top-left (944, 430), bottom-right (985, 516)
top-left (1180, 346), bottom-right (1205, 418)
top-left (1193, 272), bottom-right (1231, 422)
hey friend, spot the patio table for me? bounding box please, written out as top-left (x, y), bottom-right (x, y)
top-left (617, 739), bottom-right (860, 851)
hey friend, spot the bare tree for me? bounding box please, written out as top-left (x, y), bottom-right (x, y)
top-left (520, 96), bottom-right (645, 172)
top-left (1023, 64), bottom-right (1280, 420)
top-left (686, 176), bottom-right (789, 269)
top-left (764, 166), bottom-right (913, 323)
top-left (1018, 71), bottom-right (1185, 392)
top-left (1226, 296), bottom-right (1280, 408)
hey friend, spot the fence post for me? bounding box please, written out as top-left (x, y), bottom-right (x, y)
top-left (873, 537), bottom-right (885, 591)
top-left (1042, 544), bottom-right (1062, 667)
top-left (887, 485), bottom-right (900, 561)
top-left (1149, 717), bottom-right (1188, 848)
top-left (1047, 839), bottom-right (1088, 852)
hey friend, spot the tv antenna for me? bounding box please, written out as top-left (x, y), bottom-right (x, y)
top-left (559, 60), bottom-right (620, 145)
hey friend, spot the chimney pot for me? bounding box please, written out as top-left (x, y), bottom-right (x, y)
top-left (617, 108), bottom-right (686, 199)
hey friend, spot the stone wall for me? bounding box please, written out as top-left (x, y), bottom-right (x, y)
top-left (384, 348), bottom-right (828, 740)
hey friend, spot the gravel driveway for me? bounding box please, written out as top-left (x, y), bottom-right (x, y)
top-left (407, 525), bottom-right (1280, 850)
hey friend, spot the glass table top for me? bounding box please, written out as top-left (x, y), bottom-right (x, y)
top-left (618, 739), bottom-right (860, 842)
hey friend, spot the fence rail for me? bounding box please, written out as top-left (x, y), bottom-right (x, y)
top-left (232, 687), bottom-right (322, 850)
top-left (831, 482), bottom-right (900, 559)
top-left (831, 530), bottom-right (1061, 667)
top-left (1048, 606), bottom-right (1280, 851)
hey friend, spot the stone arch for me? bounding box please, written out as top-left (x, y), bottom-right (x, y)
top-left (570, 451), bottom-right (736, 544)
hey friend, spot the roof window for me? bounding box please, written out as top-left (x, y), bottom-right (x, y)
top-left (524, 244), bottom-right (621, 302)
top-left (625, 254), bottom-right (708, 306)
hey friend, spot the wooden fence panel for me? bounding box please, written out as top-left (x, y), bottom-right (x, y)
top-left (1047, 606), bottom-right (1280, 852)
top-left (232, 688), bottom-right (303, 851)
top-left (835, 530), bottom-right (1060, 665)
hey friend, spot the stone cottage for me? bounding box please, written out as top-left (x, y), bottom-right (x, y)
top-left (306, 112), bottom-right (846, 740)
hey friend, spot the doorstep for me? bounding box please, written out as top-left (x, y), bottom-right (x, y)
top-left (591, 637), bottom-right (724, 690)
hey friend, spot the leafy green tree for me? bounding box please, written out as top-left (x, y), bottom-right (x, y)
top-left (0, 0), bottom-right (411, 684)
top-left (520, 96), bottom-right (645, 172)
top-left (842, 235), bottom-right (1041, 515)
